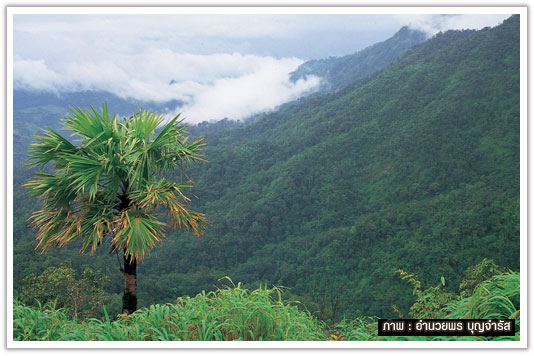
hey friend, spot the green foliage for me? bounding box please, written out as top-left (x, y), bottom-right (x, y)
top-left (122, 278), bottom-right (327, 341)
top-left (334, 270), bottom-right (520, 341)
top-left (19, 263), bottom-right (109, 319)
top-left (14, 280), bottom-right (327, 341)
top-left (459, 258), bottom-right (509, 297)
top-left (396, 259), bottom-right (515, 320)
top-left (396, 269), bottom-right (458, 319)
top-left (13, 298), bottom-right (76, 341)
top-left (446, 272), bottom-right (520, 320)
top-left (175, 15), bottom-right (519, 318)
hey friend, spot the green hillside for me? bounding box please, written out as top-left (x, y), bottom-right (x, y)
top-left (175, 15), bottom-right (520, 319)
top-left (12, 15), bottom-right (520, 323)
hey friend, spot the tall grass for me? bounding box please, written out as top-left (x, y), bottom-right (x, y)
top-left (13, 272), bottom-right (520, 342)
top-left (14, 279), bottom-right (327, 341)
top-left (446, 271), bottom-right (520, 320)
top-left (334, 271), bottom-right (520, 341)
top-left (13, 300), bottom-right (75, 341)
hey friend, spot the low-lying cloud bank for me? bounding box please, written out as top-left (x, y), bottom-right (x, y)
top-left (13, 51), bottom-right (320, 123)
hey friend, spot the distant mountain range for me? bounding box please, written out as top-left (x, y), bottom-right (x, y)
top-left (289, 26), bottom-right (428, 93)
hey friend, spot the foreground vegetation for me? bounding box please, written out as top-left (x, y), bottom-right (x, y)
top-left (14, 279), bottom-right (327, 341)
top-left (14, 267), bottom-right (520, 341)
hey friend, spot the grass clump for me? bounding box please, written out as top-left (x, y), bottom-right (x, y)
top-left (13, 300), bottom-right (74, 341)
top-left (14, 278), bottom-right (327, 341)
top-left (333, 271), bottom-right (520, 341)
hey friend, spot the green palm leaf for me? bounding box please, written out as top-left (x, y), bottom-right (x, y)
top-left (27, 128), bottom-right (76, 167)
top-left (111, 209), bottom-right (166, 261)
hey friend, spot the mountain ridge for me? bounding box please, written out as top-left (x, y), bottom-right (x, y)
top-left (289, 25), bottom-right (428, 93)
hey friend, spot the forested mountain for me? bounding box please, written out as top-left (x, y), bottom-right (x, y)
top-left (12, 15), bottom-right (519, 322)
top-left (176, 15), bottom-right (519, 318)
top-left (289, 26), bottom-right (427, 93)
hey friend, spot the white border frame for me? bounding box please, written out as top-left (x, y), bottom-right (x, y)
top-left (5, 5), bottom-right (528, 349)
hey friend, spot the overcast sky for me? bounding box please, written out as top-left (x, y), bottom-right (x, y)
top-left (13, 13), bottom-right (512, 123)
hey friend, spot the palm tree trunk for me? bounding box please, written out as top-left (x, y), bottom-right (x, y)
top-left (122, 254), bottom-right (137, 314)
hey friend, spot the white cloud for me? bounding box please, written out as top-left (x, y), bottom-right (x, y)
top-left (13, 57), bottom-right (63, 92)
top-left (176, 57), bottom-right (320, 122)
top-left (13, 51), bottom-right (320, 123)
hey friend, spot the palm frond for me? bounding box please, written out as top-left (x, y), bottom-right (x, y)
top-left (62, 103), bottom-right (112, 141)
top-left (29, 208), bottom-right (75, 253)
top-left (60, 153), bottom-right (103, 200)
top-left (26, 129), bottom-right (76, 167)
top-left (77, 195), bottom-right (115, 255)
top-left (129, 178), bottom-right (206, 235)
top-left (148, 114), bottom-right (183, 150)
top-left (111, 209), bottom-right (166, 261)
top-left (24, 173), bottom-right (77, 209)
top-left (130, 110), bottom-right (165, 140)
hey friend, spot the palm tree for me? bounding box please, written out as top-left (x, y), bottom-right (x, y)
top-left (24, 103), bottom-right (206, 314)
